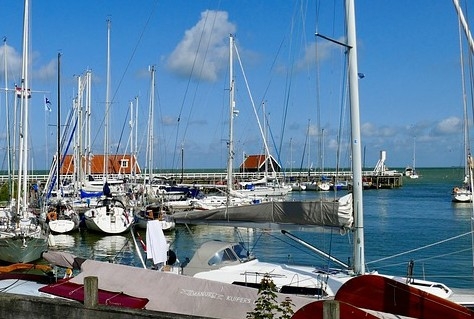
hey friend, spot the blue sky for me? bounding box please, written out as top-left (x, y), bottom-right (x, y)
top-left (0, 1), bottom-right (470, 171)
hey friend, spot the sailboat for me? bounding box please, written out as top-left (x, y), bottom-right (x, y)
top-left (226, 35), bottom-right (290, 199)
top-left (405, 136), bottom-right (420, 179)
top-left (0, 0), bottom-right (49, 263)
top-left (173, 1), bottom-right (474, 311)
top-left (42, 54), bottom-right (80, 234)
top-left (83, 19), bottom-right (133, 234)
top-left (133, 66), bottom-right (175, 232)
top-left (452, 2), bottom-right (472, 203)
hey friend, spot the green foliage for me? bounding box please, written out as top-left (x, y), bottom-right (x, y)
top-left (0, 182), bottom-right (11, 202)
top-left (246, 275), bottom-right (295, 319)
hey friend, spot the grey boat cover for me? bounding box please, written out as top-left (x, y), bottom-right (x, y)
top-left (69, 259), bottom-right (312, 318)
top-left (173, 193), bottom-right (353, 230)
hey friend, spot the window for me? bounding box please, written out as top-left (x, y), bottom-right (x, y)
top-left (208, 248), bottom-right (237, 266)
top-left (120, 159), bottom-right (129, 168)
top-left (233, 244), bottom-right (250, 260)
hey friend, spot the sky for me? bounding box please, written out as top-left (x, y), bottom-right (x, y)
top-left (0, 1), bottom-right (471, 172)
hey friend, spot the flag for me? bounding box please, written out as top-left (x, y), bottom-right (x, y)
top-left (45, 97), bottom-right (52, 112)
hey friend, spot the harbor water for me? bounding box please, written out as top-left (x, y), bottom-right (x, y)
top-left (46, 167), bottom-right (474, 290)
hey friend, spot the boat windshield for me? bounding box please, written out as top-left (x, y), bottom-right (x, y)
top-left (232, 243), bottom-right (251, 261)
top-left (207, 243), bottom-right (251, 266)
top-left (208, 248), bottom-right (237, 266)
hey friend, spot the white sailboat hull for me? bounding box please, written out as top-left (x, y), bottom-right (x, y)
top-left (48, 219), bottom-right (80, 234)
top-left (84, 198), bottom-right (133, 234)
top-left (452, 187), bottom-right (472, 202)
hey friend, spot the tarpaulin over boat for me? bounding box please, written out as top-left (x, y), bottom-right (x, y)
top-left (173, 193), bottom-right (353, 230)
top-left (66, 259), bottom-right (312, 318)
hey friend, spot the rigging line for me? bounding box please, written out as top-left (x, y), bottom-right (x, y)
top-left (113, 105), bottom-right (130, 159)
top-left (234, 44), bottom-right (277, 176)
top-left (372, 248), bottom-right (472, 271)
top-left (335, 50), bottom-right (349, 174)
top-left (465, 6), bottom-right (474, 155)
top-left (180, 7), bottom-right (221, 162)
top-left (110, 1), bottom-right (158, 106)
top-left (266, 231), bottom-right (342, 265)
top-left (171, 6), bottom-right (220, 169)
top-left (300, 119), bottom-right (310, 170)
top-left (279, 0), bottom-right (310, 158)
top-left (366, 231), bottom-right (473, 265)
top-left (277, 3), bottom-right (299, 159)
top-left (92, 2), bottom-right (158, 158)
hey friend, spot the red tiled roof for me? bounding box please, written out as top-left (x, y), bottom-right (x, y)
top-left (60, 154), bottom-right (141, 175)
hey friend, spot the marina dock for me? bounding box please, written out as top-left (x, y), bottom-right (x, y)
top-left (0, 170), bottom-right (404, 190)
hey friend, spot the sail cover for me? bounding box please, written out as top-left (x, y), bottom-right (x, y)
top-left (173, 193), bottom-right (353, 230)
top-left (66, 259), bottom-right (312, 318)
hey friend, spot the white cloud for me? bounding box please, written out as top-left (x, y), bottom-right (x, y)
top-left (432, 116), bottom-right (461, 135)
top-left (167, 10), bottom-right (236, 82)
top-left (295, 39), bottom-right (343, 71)
top-left (162, 115), bottom-right (177, 126)
top-left (35, 58), bottom-right (56, 81)
top-left (0, 43), bottom-right (22, 78)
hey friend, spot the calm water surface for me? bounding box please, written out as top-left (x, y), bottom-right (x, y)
top-left (47, 167), bottom-right (474, 289)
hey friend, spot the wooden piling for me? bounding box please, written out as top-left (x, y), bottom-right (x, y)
top-left (84, 276), bottom-right (99, 308)
top-left (323, 300), bottom-right (340, 319)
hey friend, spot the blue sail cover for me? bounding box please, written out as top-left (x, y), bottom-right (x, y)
top-left (80, 189), bottom-right (103, 199)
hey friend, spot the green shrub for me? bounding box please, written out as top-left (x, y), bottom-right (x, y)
top-left (246, 274), bottom-right (295, 319)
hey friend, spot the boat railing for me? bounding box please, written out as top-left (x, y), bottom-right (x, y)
top-left (0, 170), bottom-right (402, 184)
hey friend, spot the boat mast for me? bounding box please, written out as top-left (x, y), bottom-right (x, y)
top-left (85, 70), bottom-right (92, 178)
top-left (3, 38), bottom-right (13, 199)
top-left (453, 0), bottom-right (474, 269)
top-left (227, 34), bottom-right (236, 192)
top-left (412, 136), bottom-right (416, 172)
top-left (57, 53), bottom-right (61, 193)
top-left (17, 0), bottom-right (30, 217)
top-left (346, 0), bottom-right (365, 275)
top-left (134, 95), bottom-right (139, 182)
top-left (148, 66), bottom-right (156, 187)
top-left (453, 0), bottom-right (474, 53)
top-left (104, 19), bottom-right (111, 179)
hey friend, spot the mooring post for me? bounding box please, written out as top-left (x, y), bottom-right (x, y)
top-left (84, 276), bottom-right (99, 308)
top-left (323, 300), bottom-right (340, 319)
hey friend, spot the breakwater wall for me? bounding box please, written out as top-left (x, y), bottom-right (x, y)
top-left (0, 293), bottom-right (209, 319)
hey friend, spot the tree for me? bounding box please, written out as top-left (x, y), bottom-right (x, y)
top-left (246, 274), bottom-right (294, 319)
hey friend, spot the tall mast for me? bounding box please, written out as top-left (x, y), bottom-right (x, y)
top-left (129, 100), bottom-right (134, 179)
top-left (86, 70), bottom-right (92, 177)
top-left (17, 0), bottom-right (30, 217)
top-left (347, 0), bottom-right (365, 275)
top-left (147, 66), bottom-right (156, 185)
top-left (57, 53), bottom-right (61, 192)
top-left (104, 18), bottom-right (111, 178)
top-left (227, 34), bottom-right (236, 192)
top-left (134, 96), bottom-right (139, 182)
top-left (3, 38), bottom-right (12, 199)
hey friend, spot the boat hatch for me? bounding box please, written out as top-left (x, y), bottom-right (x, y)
top-left (280, 285), bottom-right (327, 297)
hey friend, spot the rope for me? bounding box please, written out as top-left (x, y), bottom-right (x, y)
top-left (367, 231), bottom-right (472, 265)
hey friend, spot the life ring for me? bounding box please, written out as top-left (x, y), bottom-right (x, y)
top-left (47, 211), bottom-right (57, 221)
top-left (453, 187), bottom-right (460, 193)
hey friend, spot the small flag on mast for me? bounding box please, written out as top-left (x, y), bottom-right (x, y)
top-left (44, 96), bottom-right (52, 112)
